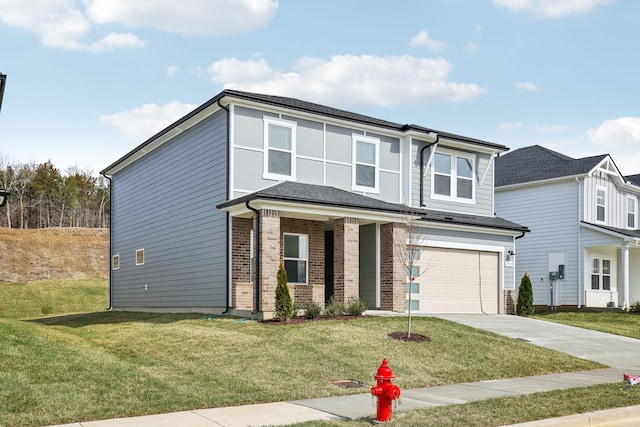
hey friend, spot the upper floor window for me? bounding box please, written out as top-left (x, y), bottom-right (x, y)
top-left (432, 151), bottom-right (475, 202)
top-left (628, 196), bottom-right (637, 229)
top-left (352, 135), bottom-right (379, 193)
top-left (283, 233), bottom-right (308, 284)
top-left (596, 186), bottom-right (606, 223)
top-left (264, 117), bottom-right (296, 180)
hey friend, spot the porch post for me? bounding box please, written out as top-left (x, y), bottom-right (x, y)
top-left (380, 222), bottom-right (407, 312)
top-left (259, 209), bottom-right (281, 314)
top-left (334, 217), bottom-right (359, 304)
top-left (621, 243), bottom-right (630, 310)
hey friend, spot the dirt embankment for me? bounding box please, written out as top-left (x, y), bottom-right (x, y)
top-left (0, 227), bottom-right (110, 282)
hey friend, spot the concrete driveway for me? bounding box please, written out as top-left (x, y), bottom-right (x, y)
top-left (435, 314), bottom-right (640, 371)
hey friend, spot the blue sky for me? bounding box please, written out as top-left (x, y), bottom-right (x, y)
top-left (1, 0), bottom-right (639, 176)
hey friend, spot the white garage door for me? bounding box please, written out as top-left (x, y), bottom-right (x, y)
top-left (408, 247), bottom-right (499, 314)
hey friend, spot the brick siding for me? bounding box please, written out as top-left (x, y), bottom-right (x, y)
top-left (333, 217), bottom-right (359, 304)
top-left (380, 222), bottom-right (407, 312)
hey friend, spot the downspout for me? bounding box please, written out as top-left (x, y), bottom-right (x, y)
top-left (217, 98), bottom-right (231, 314)
top-left (245, 200), bottom-right (260, 314)
top-left (419, 134), bottom-right (439, 207)
top-left (576, 177), bottom-right (582, 308)
top-left (102, 174), bottom-right (113, 311)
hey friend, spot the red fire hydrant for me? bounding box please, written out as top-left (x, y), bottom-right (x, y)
top-left (370, 359), bottom-right (401, 422)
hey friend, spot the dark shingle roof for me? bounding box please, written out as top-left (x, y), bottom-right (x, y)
top-left (626, 174), bottom-right (640, 186)
top-left (218, 181), bottom-right (529, 233)
top-left (495, 145), bottom-right (607, 187)
top-left (581, 221), bottom-right (640, 239)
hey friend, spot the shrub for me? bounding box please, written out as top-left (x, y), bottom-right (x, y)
top-left (628, 300), bottom-right (640, 313)
top-left (275, 263), bottom-right (294, 321)
top-left (303, 302), bottom-right (322, 319)
top-left (516, 272), bottom-right (535, 316)
top-left (323, 298), bottom-right (344, 318)
top-left (346, 298), bottom-right (368, 316)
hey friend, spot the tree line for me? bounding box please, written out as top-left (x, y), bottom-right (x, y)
top-left (0, 156), bottom-right (110, 229)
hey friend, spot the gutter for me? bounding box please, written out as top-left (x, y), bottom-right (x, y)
top-left (419, 134), bottom-right (439, 207)
top-left (217, 98), bottom-right (231, 315)
top-left (245, 200), bottom-right (261, 314)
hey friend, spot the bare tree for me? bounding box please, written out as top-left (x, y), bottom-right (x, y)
top-left (394, 207), bottom-right (431, 338)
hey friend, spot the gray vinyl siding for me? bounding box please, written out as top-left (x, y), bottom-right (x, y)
top-left (231, 105), bottom-right (401, 202)
top-left (584, 173), bottom-right (639, 228)
top-left (359, 223), bottom-right (377, 308)
top-left (410, 138), bottom-right (494, 216)
top-left (495, 180), bottom-right (580, 306)
top-left (110, 110), bottom-right (228, 309)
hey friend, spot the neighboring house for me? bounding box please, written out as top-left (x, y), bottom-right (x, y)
top-left (101, 89), bottom-right (528, 318)
top-left (495, 145), bottom-right (640, 310)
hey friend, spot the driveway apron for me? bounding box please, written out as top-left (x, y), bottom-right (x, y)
top-left (434, 314), bottom-right (640, 371)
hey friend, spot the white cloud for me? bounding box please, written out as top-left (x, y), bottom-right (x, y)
top-left (409, 30), bottom-right (446, 53)
top-left (0, 0), bottom-right (277, 51)
top-left (167, 65), bottom-right (178, 77)
top-left (465, 42), bottom-right (478, 52)
top-left (586, 117), bottom-right (640, 147)
top-left (494, 0), bottom-right (612, 18)
top-left (87, 0), bottom-right (278, 37)
top-left (513, 81), bottom-right (540, 92)
top-left (100, 101), bottom-right (197, 140)
top-left (535, 124), bottom-right (570, 132)
top-left (205, 55), bottom-right (487, 108)
top-left (500, 122), bottom-right (523, 131)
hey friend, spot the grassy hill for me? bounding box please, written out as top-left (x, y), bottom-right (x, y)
top-left (0, 227), bottom-right (109, 283)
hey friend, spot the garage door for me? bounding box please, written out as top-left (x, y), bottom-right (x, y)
top-left (408, 247), bottom-right (499, 314)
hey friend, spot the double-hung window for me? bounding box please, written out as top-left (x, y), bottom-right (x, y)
top-left (591, 258), bottom-right (611, 290)
top-left (264, 117), bottom-right (296, 180)
top-left (283, 233), bottom-right (308, 284)
top-left (627, 196), bottom-right (637, 229)
top-left (432, 151), bottom-right (475, 201)
top-left (596, 186), bottom-right (606, 223)
top-left (352, 135), bottom-right (379, 192)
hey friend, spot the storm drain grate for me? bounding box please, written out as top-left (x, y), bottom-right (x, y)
top-left (332, 380), bottom-right (368, 388)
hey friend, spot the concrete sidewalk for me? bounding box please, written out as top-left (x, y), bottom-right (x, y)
top-left (46, 315), bottom-right (640, 427)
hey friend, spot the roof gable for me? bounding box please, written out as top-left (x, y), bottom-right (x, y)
top-left (495, 145), bottom-right (608, 187)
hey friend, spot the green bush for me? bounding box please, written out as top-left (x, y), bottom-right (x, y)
top-left (628, 300), bottom-right (640, 313)
top-left (303, 302), bottom-right (322, 319)
top-left (516, 272), bottom-right (535, 316)
top-left (275, 263), bottom-right (294, 321)
top-left (323, 298), bottom-right (344, 318)
top-left (346, 298), bottom-right (368, 316)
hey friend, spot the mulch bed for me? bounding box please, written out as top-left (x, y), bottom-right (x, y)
top-left (387, 331), bottom-right (430, 342)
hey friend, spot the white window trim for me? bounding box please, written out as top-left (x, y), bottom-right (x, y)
top-left (112, 254), bottom-right (120, 270)
top-left (136, 248), bottom-right (145, 266)
top-left (627, 195), bottom-right (637, 229)
top-left (283, 232), bottom-right (308, 284)
top-left (351, 134), bottom-right (380, 193)
top-left (595, 186), bottom-right (607, 224)
top-left (263, 116), bottom-right (297, 181)
top-left (431, 148), bottom-right (476, 204)
top-left (590, 257), bottom-right (613, 291)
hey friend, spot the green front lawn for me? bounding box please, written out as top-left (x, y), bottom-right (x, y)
top-left (0, 279), bottom-right (604, 427)
top-left (533, 311), bottom-right (640, 339)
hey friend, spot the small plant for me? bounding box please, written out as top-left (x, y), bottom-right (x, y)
top-left (323, 298), bottom-right (345, 318)
top-left (628, 300), bottom-right (640, 313)
top-left (41, 305), bottom-right (53, 316)
top-left (346, 298), bottom-right (368, 316)
top-left (275, 262), bottom-right (294, 321)
top-left (516, 272), bottom-right (535, 316)
top-left (303, 302), bottom-right (322, 319)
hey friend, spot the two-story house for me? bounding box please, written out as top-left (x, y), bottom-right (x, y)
top-left (101, 90), bottom-right (528, 319)
top-left (495, 145), bottom-right (640, 310)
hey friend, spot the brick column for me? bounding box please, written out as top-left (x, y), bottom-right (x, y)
top-left (259, 209), bottom-right (280, 313)
top-left (380, 222), bottom-right (406, 312)
top-left (231, 217), bottom-right (253, 310)
top-left (334, 217), bottom-right (359, 304)
top-left (504, 289), bottom-right (516, 315)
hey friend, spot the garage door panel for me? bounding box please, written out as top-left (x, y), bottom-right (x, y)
top-left (412, 247), bottom-right (499, 314)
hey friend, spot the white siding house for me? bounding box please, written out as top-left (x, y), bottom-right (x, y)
top-left (495, 145), bottom-right (640, 310)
